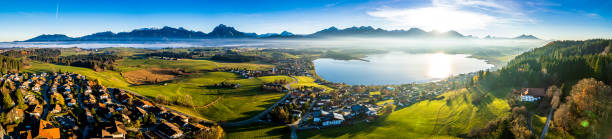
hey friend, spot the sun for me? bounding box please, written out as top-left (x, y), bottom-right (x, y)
top-left (428, 53), bottom-right (452, 79)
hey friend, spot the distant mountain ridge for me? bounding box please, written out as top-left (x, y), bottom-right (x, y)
top-left (22, 24), bottom-right (541, 42)
top-left (484, 34), bottom-right (541, 40)
top-left (513, 34), bottom-right (540, 40)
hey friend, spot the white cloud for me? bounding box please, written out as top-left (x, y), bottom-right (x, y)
top-left (585, 13), bottom-right (600, 18)
top-left (367, 0), bottom-right (532, 32)
top-left (368, 7), bottom-right (495, 31)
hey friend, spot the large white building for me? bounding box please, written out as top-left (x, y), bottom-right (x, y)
top-left (519, 88), bottom-right (546, 102)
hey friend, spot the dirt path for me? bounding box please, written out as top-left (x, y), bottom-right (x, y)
top-left (193, 96), bottom-right (223, 108)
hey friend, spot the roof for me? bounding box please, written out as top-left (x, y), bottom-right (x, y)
top-left (321, 110), bottom-right (329, 116)
top-left (332, 113), bottom-right (344, 120)
top-left (159, 121), bottom-right (183, 137)
top-left (141, 100), bottom-right (153, 106)
top-left (38, 120), bottom-right (61, 139)
top-left (521, 88), bottom-right (546, 97)
top-left (351, 104), bottom-right (363, 112)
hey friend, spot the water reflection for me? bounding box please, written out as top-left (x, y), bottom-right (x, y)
top-left (313, 52), bottom-right (493, 85)
top-left (428, 53), bottom-right (452, 79)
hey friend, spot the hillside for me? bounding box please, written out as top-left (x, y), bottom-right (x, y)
top-left (480, 39), bottom-right (611, 89)
top-left (296, 39), bottom-right (611, 138)
top-left (298, 87), bottom-right (511, 138)
top-left (471, 39), bottom-right (612, 138)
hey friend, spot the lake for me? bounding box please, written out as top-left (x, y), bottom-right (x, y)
top-left (313, 52), bottom-right (494, 85)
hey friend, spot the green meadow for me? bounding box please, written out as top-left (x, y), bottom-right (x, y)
top-left (24, 59), bottom-right (291, 122)
top-left (298, 87), bottom-right (511, 139)
top-left (290, 76), bottom-right (333, 92)
top-left (224, 123), bottom-right (289, 139)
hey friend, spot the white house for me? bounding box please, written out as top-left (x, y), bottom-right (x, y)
top-left (520, 88), bottom-right (546, 102)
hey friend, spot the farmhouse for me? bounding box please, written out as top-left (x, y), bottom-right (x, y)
top-left (519, 88), bottom-right (546, 102)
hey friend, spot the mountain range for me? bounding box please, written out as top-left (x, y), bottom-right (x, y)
top-left (23, 24), bottom-right (540, 42)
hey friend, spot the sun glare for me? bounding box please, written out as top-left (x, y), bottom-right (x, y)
top-left (428, 53), bottom-right (452, 79)
top-left (368, 7), bottom-right (495, 31)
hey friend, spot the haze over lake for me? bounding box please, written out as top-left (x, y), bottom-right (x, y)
top-left (314, 52), bottom-right (494, 85)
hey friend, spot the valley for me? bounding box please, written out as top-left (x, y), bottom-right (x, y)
top-left (0, 38), bottom-right (607, 139)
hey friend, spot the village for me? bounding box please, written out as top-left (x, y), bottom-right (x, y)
top-left (210, 50), bottom-right (465, 131)
top-left (0, 72), bottom-right (221, 139)
top-left (252, 69), bottom-right (461, 131)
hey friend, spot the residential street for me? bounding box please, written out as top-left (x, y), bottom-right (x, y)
top-left (540, 108), bottom-right (554, 139)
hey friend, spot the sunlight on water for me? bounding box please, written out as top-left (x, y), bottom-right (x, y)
top-left (314, 52), bottom-right (494, 85)
top-left (428, 52), bottom-right (452, 79)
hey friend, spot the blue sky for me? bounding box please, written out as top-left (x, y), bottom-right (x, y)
top-left (0, 0), bottom-right (610, 41)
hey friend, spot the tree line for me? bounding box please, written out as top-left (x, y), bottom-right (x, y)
top-left (468, 39), bottom-right (612, 138)
top-left (473, 39), bottom-right (611, 90)
top-left (0, 55), bottom-right (23, 73)
top-left (31, 53), bottom-right (121, 71)
top-left (146, 51), bottom-right (192, 59)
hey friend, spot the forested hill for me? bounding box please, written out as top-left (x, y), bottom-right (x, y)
top-left (478, 39), bottom-right (611, 89)
top-left (469, 39), bottom-right (612, 138)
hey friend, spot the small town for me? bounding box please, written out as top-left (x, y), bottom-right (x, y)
top-left (0, 72), bottom-right (222, 139)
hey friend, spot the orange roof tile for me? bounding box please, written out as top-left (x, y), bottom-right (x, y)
top-left (38, 120), bottom-right (61, 139)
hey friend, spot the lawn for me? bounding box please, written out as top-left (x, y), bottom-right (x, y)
top-left (297, 87), bottom-right (510, 139)
top-left (225, 123), bottom-right (289, 139)
top-left (24, 61), bottom-right (291, 122)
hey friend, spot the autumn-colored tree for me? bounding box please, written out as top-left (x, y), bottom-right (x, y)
top-left (510, 106), bottom-right (532, 139)
top-left (569, 78), bottom-right (611, 117)
top-left (547, 85), bottom-right (562, 109)
top-left (553, 103), bottom-right (574, 132)
top-left (552, 78), bottom-right (612, 137)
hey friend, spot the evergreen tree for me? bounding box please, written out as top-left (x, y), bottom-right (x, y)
top-left (1, 85), bottom-right (14, 110)
top-left (15, 88), bottom-right (25, 109)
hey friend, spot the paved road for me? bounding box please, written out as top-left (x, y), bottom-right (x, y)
top-left (221, 76), bottom-right (299, 127)
top-left (41, 85), bottom-right (51, 119)
top-left (290, 125), bottom-right (297, 139)
top-left (540, 108), bottom-right (554, 139)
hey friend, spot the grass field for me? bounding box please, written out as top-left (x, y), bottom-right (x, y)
top-left (115, 58), bottom-right (274, 73)
top-left (376, 99), bottom-right (394, 106)
top-left (225, 123), bottom-right (289, 139)
top-left (290, 76), bottom-right (333, 92)
top-left (24, 60), bottom-right (291, 122)
top-left (115, 58), bottom-right (219, 72)
top-left (122, 68), bottom-right (178, 85)
top-left (297, 87), bottom-right (511, 139)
